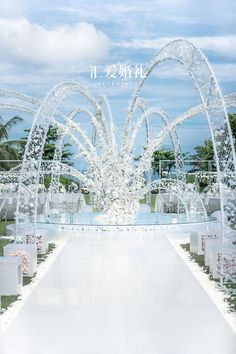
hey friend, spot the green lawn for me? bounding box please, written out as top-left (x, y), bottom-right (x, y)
top-left (181, 243), bottom-right (209, 271)
top-left (83, 193), bottom-right (90, 205)
top-left (0, 220), bottom-right (14, 256)
top-left (0, 221), bottom-right (56, 312)
top-left (1, 295), bottom-right (18, 311)
top-left (139, 194), bottom-right (156, 210)
top-left (0, 221), bottom-right (13, 237)
top-left (181, 243), bottom-right (236, 312)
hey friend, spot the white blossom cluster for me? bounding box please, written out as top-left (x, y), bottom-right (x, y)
top-left (0, 40), bottom-right (235, 237)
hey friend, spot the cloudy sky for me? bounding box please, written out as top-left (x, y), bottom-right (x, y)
top-left (0, 0), bottom-right (236, 154)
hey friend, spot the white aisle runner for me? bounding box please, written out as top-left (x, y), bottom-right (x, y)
top-left (0, 234), bottom-right (236, 354)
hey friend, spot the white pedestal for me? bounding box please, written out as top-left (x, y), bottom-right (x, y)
top-left (4, 244), bottom-right (37, 277)
top-left (24, 233), bottom-right (48, 255)
top-left (190, 229), bottom-right (219, 255)
top-left (204, 237), bottom-right (220, 266)
top-left (190, 230), bottom-right (205, 255)
top-left (204, 238), bottom-right (221, 279)
top-left (0, 256), bottom-right (22, 295)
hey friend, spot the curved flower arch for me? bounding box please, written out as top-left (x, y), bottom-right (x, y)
top-left (0, 40), bottom-right (233, 275)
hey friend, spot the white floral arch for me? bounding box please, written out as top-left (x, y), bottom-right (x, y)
top-left (0, 40), bottom-right (235, 275)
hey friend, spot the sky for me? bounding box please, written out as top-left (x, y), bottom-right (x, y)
top-left (0, 0), bottom-right (236, 158)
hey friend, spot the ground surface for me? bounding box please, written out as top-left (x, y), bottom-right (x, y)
top-left (0, 233), bottom-right (236, 354)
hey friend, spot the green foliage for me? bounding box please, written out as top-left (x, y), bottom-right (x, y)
top-left (0, 116), bottom-right (23, 169)
top-left (20, 125), bottom-right (73, 165)
top-left (43, 175), bottom-right (79, 191)
top-left (41, 126), bottom-right (73, 164)
top-left (43, 175), bottom-right (51, 190)
top-left (59, 175), bottom-right (76, 190)
top-left (190, 139), bottom-right (215, 171)
top-left (228, 113), bottom-right (236, 143)
top-left (0, 221), bottom-right (13, 237)
top-left (194, 139), bottom-right (214, 160)
top-left (190, 113), bottom-right (236, 171)
top-left (151, 148), bottom-right (176, 176)
top-left (19, 125), bottom-right (74, 189)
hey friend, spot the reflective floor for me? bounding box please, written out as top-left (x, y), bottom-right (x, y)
top-left (1, 233), bottom-right (236, 354)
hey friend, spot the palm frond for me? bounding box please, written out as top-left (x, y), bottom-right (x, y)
top-left (0, 144), bottom-right (20, 162)
top-left (1, 140), bottom-right (24, 148)
top-left (0, 116), bottom-right (23, 140)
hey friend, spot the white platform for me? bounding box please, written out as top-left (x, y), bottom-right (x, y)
top-left (0, 257), bottom-right (22, 296)
top-left (3, 244), bottom-right (37, 277)
top-left (190, 229), bottom-right (219, 255)
top-left (0, 234), bottom-right (236, 354)
top-left (204, 238), bottom-right (221, 278)
top-left (24, 234), bottom-right (48, 255)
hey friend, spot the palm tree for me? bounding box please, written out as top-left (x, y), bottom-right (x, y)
top-left (0, 115), bottom-right (23, 170)
top-left (152, 148), bottom-right (176, 177)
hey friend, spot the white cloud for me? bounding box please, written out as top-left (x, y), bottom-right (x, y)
top-left (117, 36), bottom-right (236, 59)
top-left (0, 18), bottom-right (111, 65)
top-left (212, 64), bottom-right (236, 83)
top-left (0, 0), bottom-right (26, 18)
top-left (138, 61), bottom-right (236, 84)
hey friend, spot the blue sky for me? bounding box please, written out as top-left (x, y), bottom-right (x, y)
top-left (0, 0), bottom-right (236, 156)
